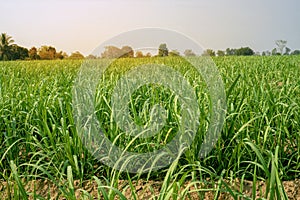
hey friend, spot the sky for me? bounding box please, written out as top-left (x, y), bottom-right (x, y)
top-left (1, 0), bottom-right (300, 56)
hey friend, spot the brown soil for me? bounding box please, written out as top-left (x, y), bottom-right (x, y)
top-left (0, 178), bottom-right (299, 199)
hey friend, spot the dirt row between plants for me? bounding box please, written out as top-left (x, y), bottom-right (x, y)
top-left (1, 178), bottom-right (299, 199)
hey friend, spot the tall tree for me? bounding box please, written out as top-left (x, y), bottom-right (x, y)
top-left (284, 47), bottom-right (291, 55)
top-left (158, 43), bottom-right (168, 57)
top-left (101, 46), bottom-right (122, 58)
top-left (120, 46), bottom-right (134, 58)
top-left (0, 33), bottom-right (15, 60)
top-left (38, 46), bottom-right (57, 60)
top-left (272, 48), bottom-right (279, 55)
top-left (275, 40), bottom-right (287, 55)
top-left (135, 50), bottom-right (144, 58)
top-left (29, 47), bottom-right (39, 60)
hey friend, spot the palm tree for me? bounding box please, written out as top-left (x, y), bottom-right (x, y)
top-left (0, 33), bottom-right (15, 60)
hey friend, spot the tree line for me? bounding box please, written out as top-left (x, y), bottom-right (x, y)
top-left (0, 33), bottom-right (85, 61)
top-left (202, 40), bottom-right (300, 56)
top-left (1, 33), bottom-right (300, 61)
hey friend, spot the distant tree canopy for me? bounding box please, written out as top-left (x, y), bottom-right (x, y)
top-left (135, 51), bottom-right (144, 58)
top-left (0, 33), bottom-right (14, 60)
top-left (284, 47), bottom-right (291, 55)
top-left (169, 50), bottom-right (180, 57)
top-left (262, 51), bottom-right (271, 56)
top-left (291, 50), bottom-right (300, 55)
top-left (235, 47), bottom-right (255, 56)
top-left (28, 47), bottom-right (39, 60)
top-left (10, 45), bottom-right (29, 60)
top-left (32, 46), bottom-right (66, 60)
top-left (222, 47), bottom-right (254, 56)
top-left (68, 51), bottom-right (84, 59)
top-left (101, 45), bottom-right (134, 58)
top-left (275, 40), bottom-right (292, 55)
top-left (101, 46), bottom-right (121, 58)
top-left (134, 51), bottom-right (151, 58)
top-left (120, 46), bottom-right (134, 58)
top-left (1, 33), bottom-right (300, 61)
top-left (38, 46), bottom-right (66, 60)
top-left (158, 43), bottom-right (168, 57)
top-left (275, 40), bottom-right (287, 55)
top-left (225, 48), bottom-right (236, 56)
top-left (203, 47), bottom-right (254, 56)
top-left (272, 48), bottom-right (280, 55)
top-left (202, 49), bottom-right (215, 56)
top-left (86, 54), bottom-right (97, 59)
top-left (184, 49), bottom-right (196, 57)
top-left (0, 33), bottom-right (73, 60)
top-left (0, 33), bottom-right (28, 60)
top-left (217, 50), bottom-right (225, 56)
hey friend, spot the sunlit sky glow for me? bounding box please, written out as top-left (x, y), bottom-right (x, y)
top-left (1, 0), bottom-right (299, 56)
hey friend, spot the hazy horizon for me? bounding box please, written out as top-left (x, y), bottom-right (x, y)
top-left (1, 0), bottom-right (300, 56)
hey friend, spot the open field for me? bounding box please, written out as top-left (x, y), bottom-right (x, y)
top-left (0, 56), bottom-right (299, 199)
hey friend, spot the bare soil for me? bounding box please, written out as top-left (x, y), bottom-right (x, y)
top-left (1, 178), bottom-right (299, 199)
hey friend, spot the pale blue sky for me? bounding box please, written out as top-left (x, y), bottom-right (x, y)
top-left (1, 0), bottom-right (299, 55)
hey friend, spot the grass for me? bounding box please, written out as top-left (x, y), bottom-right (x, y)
top-left (0, 56), bottom-right (299, 199)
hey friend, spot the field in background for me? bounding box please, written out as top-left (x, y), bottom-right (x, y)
top-left (0, 56), bottom-right (299, 199)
